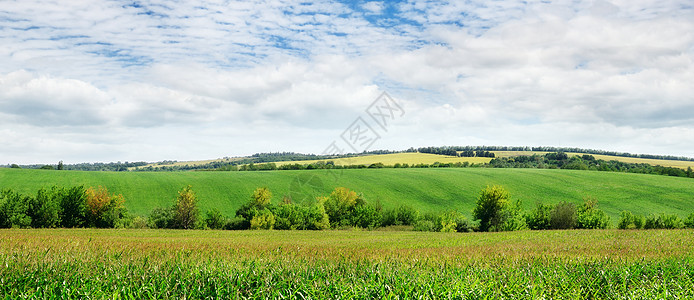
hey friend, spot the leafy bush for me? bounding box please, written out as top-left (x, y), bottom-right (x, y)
top-left (349, 204), bottom-right (381, 229)
top-left (455, 215), bottom-right (475, 232)
top-left (85, 186), bottom-right (128, 228)
top-left (58, 186), bottom-right (87, 228)
top-left (0, 189), bottom-right (31, 228)
top-left (617, 211), bottom-right (644, 229)
top-left (205, 209), bottom-right (227, 230)
top-left (644, 214), bottom-right (683, 229)
top-left (473, 185), bottom-right (522, 232)
top-left (250, 209), bottom-right (275, 230)
top-left (412, 220), bottom-right (435, 232)
top-left (396, 205), bottom-right (419, 226)
top-left (148, 207), bottom-right (174, 229)
top-left (575, 198), bottom-right (610, 229)
top-left (525, 203), bottom-right (553, 230)
top-left (321, 187), bottom-right (362, 226)
top-left (685, 213), bottom-right (694, 229)
top-left (438, 210), bottom-right (458, 233)
top-left (28, 187), bottom-right (61, 228)
top-left (172, 185), bottom-right (199, 229)
top-left (130, 216), bottom-right (149, 229)
top-left (236, 187), bottom-right (273, 222)
top-left (550, 201), bottom-right (576, 229)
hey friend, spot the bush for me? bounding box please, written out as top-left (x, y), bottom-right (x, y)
top-left (130, 216), bottom-right (149, 229)
top-left (172, 185), bottom-right (199, 229)
top-left (617, 211), bottom-right (644, 229)
top-left (525, 203), bottom-right (553, 230)
top-left (644, 214), bottom-right (683, 229)
top-left (236, 187), bottom-right (273, 222)
top-left (250, 209), bottom-right (275, 230)
top-left (85, 186), bottom-right (128, 228)
top-left (396, 205), bottom-right (419, 226)
top-left (413, 220), bottom-right (435, 232)
top-left (685, 213), bottom-right (694, 229)
top-left (0, 189), bottom-right (31, 228)
top-left (550, 201), bottom-right (576, 229)
top-left (473, 185), bottom-right (522, 232)
top-left (58, 186), bottom-right (87, 228)
top-left (438, 210), bottom-right (458, 233)
top-left (321, 187), bottom-right (361, 226)
top-left (205, 209), bottom-right (227, 230)
top-left (349, 204), bottom-right (381, 229)
top-left (575, 198), bottom-right (610, 229)
top-left (29, 187), bottom-right (61, 228)
top-left (148, 207), bottom-right (174, 229)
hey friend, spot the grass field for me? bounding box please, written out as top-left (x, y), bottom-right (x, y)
top-left (2, 167), bottom-right (693, 223)
top-left (1, 229), bottom-right (693, 298)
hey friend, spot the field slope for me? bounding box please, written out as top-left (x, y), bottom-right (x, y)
top-left (2, 167), bottom-right (693, 222)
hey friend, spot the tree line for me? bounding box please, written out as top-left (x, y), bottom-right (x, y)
top-left (4, 184), bottom-right (693, 232)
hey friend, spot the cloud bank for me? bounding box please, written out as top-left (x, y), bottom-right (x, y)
top-left (1, 0), bottom-right (693, 164)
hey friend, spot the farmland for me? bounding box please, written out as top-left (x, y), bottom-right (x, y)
top-left (2, 167), bottom-right (694, 223)
top-left (1, 229), bottom-right (693, 298)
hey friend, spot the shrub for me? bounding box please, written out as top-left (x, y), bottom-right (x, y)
top-left (236, 187), bottom-right (273, 222)
top-left (148, 207), bottom-right (174, 229)
top-left (85, 186), bottom-right (128, 228)
top-left (349, 204), bottom-right (381, 229)
top-left (644, 214), bottom-right (683, 229)
top-left (685, 213), bottom-right (694, 229)
top-left (473, 185), bottom-right (521, 232)
top-left (250, 209), bottom-right (275, 230)
top-left (58, 186), bottom-right (87, 228)
top-left (455, 215), bottom-right (475, 232)
top-left (205, 209), bottom-right (227, 230)
top-left (302, 203), bottom-right (330, 230)
top-left (617, 211), bottom-right (644, 229)
top-left (130, 216), bottom-right (149, 229)
top-left (0, 189), bottom-right (31, 228)
top-left (172, 185), bottom-right (199, 229)
top-left (321, 187), bottom-right (361, 226)
top-left (550, 201), bottom-right (576, 229)
top-left (396, 205), bottom-right (419, 226)
top-left (29, 187), bottom-right (61, 228)
top-left (525, 203), bottom-right (553, 230)
top-left (438, 210), bottom-right (458, 233)
top-left (575, 198), bottom-right (610, 229)
top-left (413, 220), bottom-right (435, 232)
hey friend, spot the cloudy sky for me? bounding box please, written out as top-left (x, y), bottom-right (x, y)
top-left (1, 0), bottom-right (693, 164)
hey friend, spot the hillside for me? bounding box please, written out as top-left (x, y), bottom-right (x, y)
top-left (2, 168), bottom-right (693, 223)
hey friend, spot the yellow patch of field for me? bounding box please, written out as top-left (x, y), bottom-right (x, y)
top-left (129, 157), bottom-right (242, 170)
top-left (275, 152), bottom-right (492, 167)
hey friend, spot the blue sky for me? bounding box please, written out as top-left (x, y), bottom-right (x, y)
top-left (1, 0), bottom-right (693, 164)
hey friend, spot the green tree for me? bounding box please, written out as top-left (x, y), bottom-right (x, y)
top-left (525, 203), bottom-right (553, 230)
top-left (29, 187), bottom-right (61, 228)
top-left (58, 186), bottom-right (87, 228)
top-left (172, 185), bottom-right (199, 229)
top-left (575, 197), bottom-right (610, 229)
top-left (236, 187), bottom-right (273, 224)
top-left (685, 213), bottom-right (694, 229)
top-left (0, 189), bottom-right (31, 228)
top-left (472, 185), bottom-right (522, 232)
top-left (57, 161), bottom-right (64, 170)
top-left (617, 211), bottom-right (644, 229)
top-left (321, 187), bottom-right (363, 226)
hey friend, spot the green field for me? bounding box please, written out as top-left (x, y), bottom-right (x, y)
top-left (1, 229), bottom-right (693, 298)
top-left (2, 167), bottom-right (693, 222)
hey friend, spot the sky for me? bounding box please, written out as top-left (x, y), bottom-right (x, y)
top-left (1, 0), bottom-right (693, 164)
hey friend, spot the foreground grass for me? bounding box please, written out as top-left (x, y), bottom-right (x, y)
top-left (1, 229), bottom-right (694, 299)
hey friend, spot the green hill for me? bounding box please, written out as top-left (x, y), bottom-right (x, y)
top-left (1, 168), bottom-right (693, 223)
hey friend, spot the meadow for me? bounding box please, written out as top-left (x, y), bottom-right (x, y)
top-left (1, 228), bottom-right (693, 299)
top-left (2, 167), bottom-right (694, 223)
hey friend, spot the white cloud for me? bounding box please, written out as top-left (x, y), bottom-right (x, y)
top-left (1, 0), bottom-right (694, 164)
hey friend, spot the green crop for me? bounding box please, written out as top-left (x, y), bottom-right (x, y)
top-left (1, 229), bottom-right (693, 299)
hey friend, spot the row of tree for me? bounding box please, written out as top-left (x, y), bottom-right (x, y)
top-left (0, 186), bottom-right (128, 229)
top-left (4, 184), bottom-right (693, 232)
